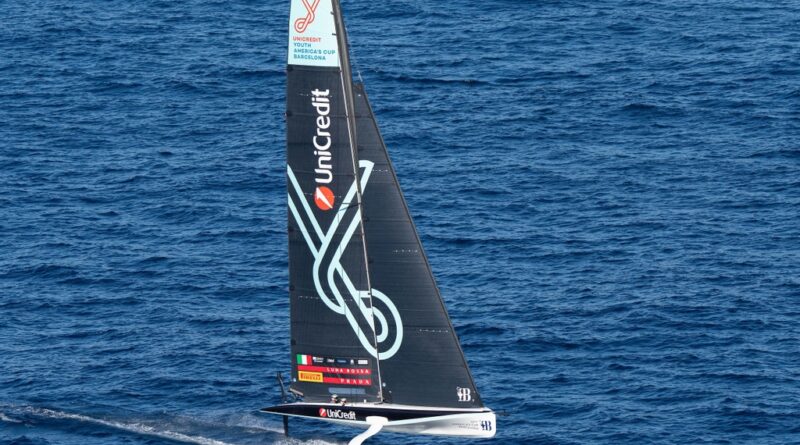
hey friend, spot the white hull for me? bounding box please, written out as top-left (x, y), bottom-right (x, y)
top-left (273, 407), bottom-right (496, 438)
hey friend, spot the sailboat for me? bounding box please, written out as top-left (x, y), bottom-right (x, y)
top-left (261, 0), bottom-right (497, 443)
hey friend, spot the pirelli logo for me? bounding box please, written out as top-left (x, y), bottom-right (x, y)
top-left (298, 371), bottom-right (323, 383)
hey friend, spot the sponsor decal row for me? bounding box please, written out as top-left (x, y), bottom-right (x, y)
top-left (298, 371), bottom-right (372, 386)
top-left (296, 354), bottom-right (370, 367)
top-left (297, 365), bottom-right (371, 375)
top-left (296, 354), bottom-right (372, 385)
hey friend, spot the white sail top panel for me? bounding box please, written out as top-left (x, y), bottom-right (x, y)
top-left (288, 0), bottom-right (340, 67)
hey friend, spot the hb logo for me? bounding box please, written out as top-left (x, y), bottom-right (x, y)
top-left (456, 387), bottom-right (472, 402)
top-left (481, 420), bottom-right (493, 431)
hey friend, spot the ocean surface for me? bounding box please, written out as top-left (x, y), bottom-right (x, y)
top-left (2, 0), bottom-right (799, 444)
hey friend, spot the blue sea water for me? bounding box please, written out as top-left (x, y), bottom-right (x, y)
top-left (2, 0), bottom-right (799, 444)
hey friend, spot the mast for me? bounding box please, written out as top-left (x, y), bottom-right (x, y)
top-left (331, 0), bottom-right (384, 401)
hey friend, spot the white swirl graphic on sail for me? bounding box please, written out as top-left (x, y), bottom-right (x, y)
top-left (287, 160), bottom-right (404, 360)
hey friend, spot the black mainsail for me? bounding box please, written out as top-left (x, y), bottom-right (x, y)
top-left (265, 0), bottom-right (495, 440)
top-left (353, 84), bottom-right (483, 409)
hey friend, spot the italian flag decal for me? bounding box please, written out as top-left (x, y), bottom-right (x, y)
top-left (296, 354), bottom-right (312, 365)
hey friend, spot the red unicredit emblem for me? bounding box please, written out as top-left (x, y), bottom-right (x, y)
top-left (295, 0), bottom-right (321, 33)
top-left (319, 408), bottom-right (327, 417)
top-left (314, 186), bottom-right (335, 211)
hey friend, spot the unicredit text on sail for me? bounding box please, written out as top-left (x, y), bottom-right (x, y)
top-left (312, 89), bottom-right (333, 185)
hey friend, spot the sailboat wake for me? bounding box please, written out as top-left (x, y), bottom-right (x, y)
top-left (0, 405), bottom-right (341, 445)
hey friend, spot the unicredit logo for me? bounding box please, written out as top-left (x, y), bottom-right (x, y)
top-left (314, 186), bottom-right (335, 211)
top-left (318, 409), bottom-right (356, 420)
top-left (311, 89), bottom-right (332, 184)
top-left (311, 88), bottom-right (334, 211)
top-left (295, 0), bottom-right (321, 33)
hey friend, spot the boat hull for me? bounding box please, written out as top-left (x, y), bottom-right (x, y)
top-left (261, 403), bottom-right (496, 437)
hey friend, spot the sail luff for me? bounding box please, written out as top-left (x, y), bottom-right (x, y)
top-left (330, 0), bottom-right (384, 401)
